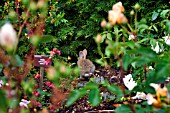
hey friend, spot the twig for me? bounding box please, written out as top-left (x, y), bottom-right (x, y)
top-left (143, 65), bottom-right (147, 80)
top-left (17, 8), bottom-right (30, 38)
top-left (15, 0), bottom-right (20, 26)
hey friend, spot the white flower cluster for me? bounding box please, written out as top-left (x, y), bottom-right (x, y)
top-left (146, 93), bottom-right (155, 105)
top-left (123, 74), bottom-right (137, 90)
top-left (19, 99), bottom-right (30, 109)
top-left (128, 34), bottom-right (135, 40)
top-left (146, 83), bottom-right (160, 105)
top-left (151, 42), bottom-right (163, 53)
top-left (0, 23), bottom-right (18, 51)
top-left (131, 83), bottom-right (168, 106)
top-left (132, 92), bottom-right (146, 100)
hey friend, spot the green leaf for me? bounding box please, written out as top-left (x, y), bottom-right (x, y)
top-left (133, 47), bottom-right (157, 60)
top-left (126, 41), bottom-right (135, 49)
top-left (122, 54), bottom-right (131, 71)
top-left (107, 84), bottom-right (123, 98)
top-left (101, 79), bottom-right (110, 86)
top-left (101, 34), bottom-right (106, 43)
top-left (37, 89), bottom-right (52, 96)
top-left (155, 60), bottom-right (169, 82)
top-left (138, 24), bottom-right (149, 33)
top-left (165, 20), bottom-right (170, 34)
top-left (135, 104), bottom-right (145, 113)
top-left (30, 35), bottom-right (40, 46)
top-left (105, 46), bottom-right (111, 57)
top-left (160, 9), bottom-right (169, 18)
top-left (15, 55), bottom-right (24, 66)
top-left (9, 98), bottom-right (18, 109)
top-left (152, 11), bottom-right (159, 21)
top-left (88, 89), bottom-right (101, 106)
top-left (95, 58), bottom-right (105, 66)
top-left (152, 25), bottom-right (158, 32)
top-left (144, 86), bottom-right (155, 94)
top-left (39, 35), bottom-right (55, 43)
top-left (115, 105), bottom-right (131, 113)
top-left (107, 33), bottom-right (112, 40)
top-left (21, 80), bottom-right (35, 95)
top-left (0, 90), bottom-right (8, 113)
top-left (66, 89), bottom-right (87, 107)
top-left (84, 82), bottom-right (98, 90)
top-left (138, 18), bottom-right (147, 24)
top-left (133, 83), bottom-right (155, 94)
top-left (135, 57), bottom-right (150, 67)
top-left (0, 64), bottom-right (3, 73)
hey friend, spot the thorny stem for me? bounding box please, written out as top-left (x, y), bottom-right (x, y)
top-left (14, 8), bottom-right (30, 55)
top-left (120, 25), bottom-right (131, 35)
top-left (114, 26), bottom-right (125, 94)
top-left (127, 23), bottom-right (133, 32)
top-left (115, 26), bottom-right (136, 113)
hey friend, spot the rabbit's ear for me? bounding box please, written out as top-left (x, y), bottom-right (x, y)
top-left (83, 49), bottom-right (87, 56)
top-left (79, 51), bottom-right (84, 58)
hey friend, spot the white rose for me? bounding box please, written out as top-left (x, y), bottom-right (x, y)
top-left (123, 74), bottom-right (137, 90)
top-left (163, 35), bottom-right (170, 46)
top-left (0, 23), bottom-right (18, 51)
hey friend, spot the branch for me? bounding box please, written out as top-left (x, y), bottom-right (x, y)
top-left (17, 8), bottom-right (30, 38)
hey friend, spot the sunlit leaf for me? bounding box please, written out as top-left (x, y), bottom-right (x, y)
top-left (105, 46), bottom-right (111, 57)
top-left (107, 33), bottom-right (112, 40)
top-left (160, 9), bottom-right (169, 18)
top-left (152, 11), bottom-right (159, 21)
top-left (95, 58), bottom-right (105, 66)
top-left (101, 34), bottom-right (106, 43)
top-left (152, 25), bottom-right (158, 32)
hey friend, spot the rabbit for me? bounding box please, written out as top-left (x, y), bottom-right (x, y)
top-left (77, 49), bottom-right (95, 77)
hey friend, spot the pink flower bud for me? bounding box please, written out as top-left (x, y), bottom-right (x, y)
top-left (35, 74), bottom-right (41, 79)
top-left (35, 92), bottom-right (40, 96)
